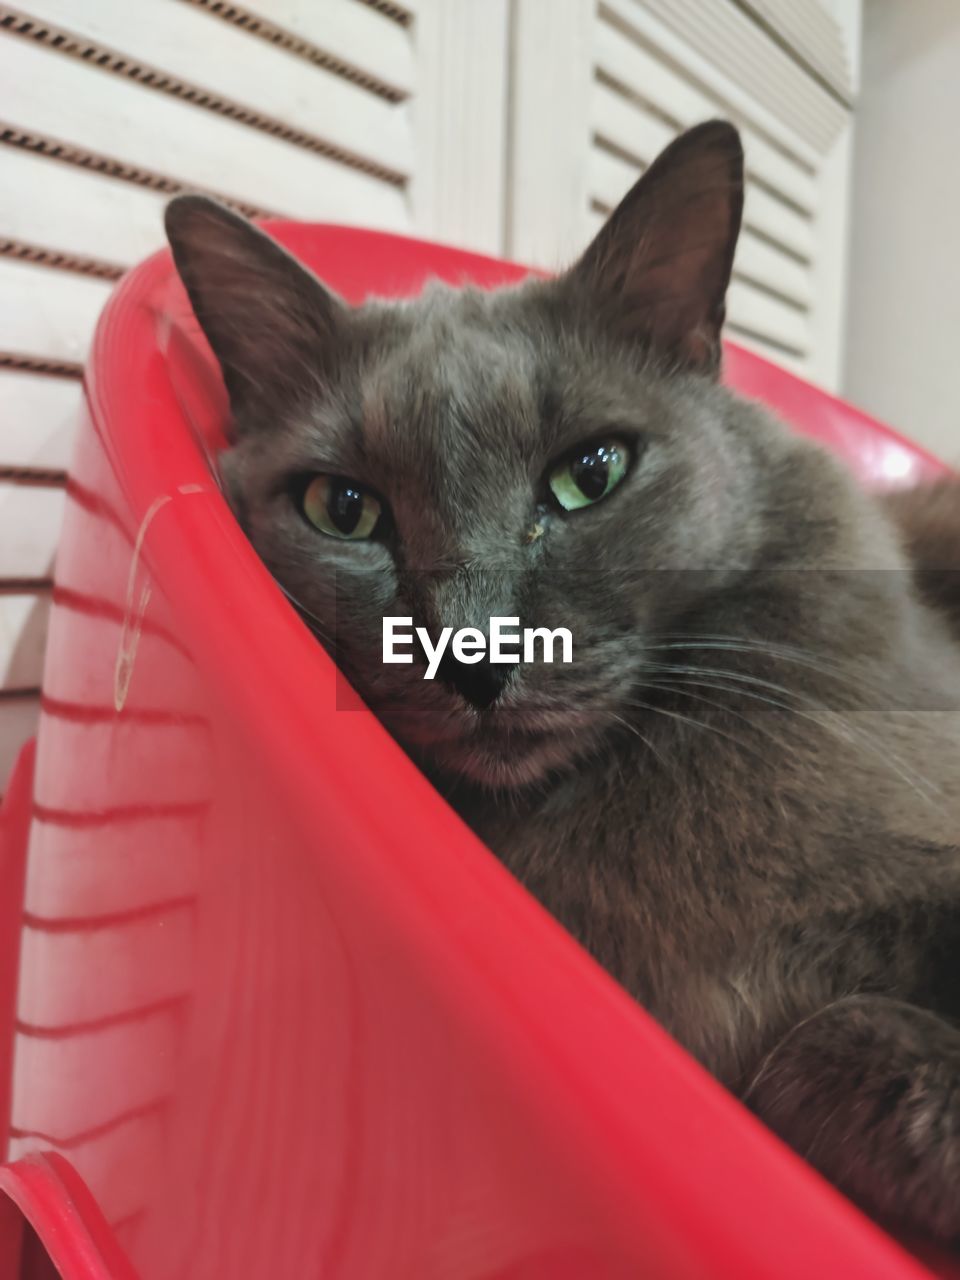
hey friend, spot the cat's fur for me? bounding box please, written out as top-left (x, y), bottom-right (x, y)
top-left (165, 122), bottom-right (960, 1241)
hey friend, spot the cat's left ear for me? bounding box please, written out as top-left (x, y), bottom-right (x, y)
top-left (565, 120), bottom-right (744, 375)
top-left (164, 195), bottom-right (343, 413)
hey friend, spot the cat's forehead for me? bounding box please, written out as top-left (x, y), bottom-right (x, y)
top-left (367, 283), bottom-right (536, 394)
top-left (351, 281), bottom-right (669, 467)
top-left (356, 283), bottom-right (544, 460)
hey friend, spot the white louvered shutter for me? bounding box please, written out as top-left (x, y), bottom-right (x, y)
top-left (510, 0), bottom-right (858, 389)
top-left (0, 0), bottom-right (509, 789)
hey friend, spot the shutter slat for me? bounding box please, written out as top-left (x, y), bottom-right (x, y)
top-left (743, 184), bottom-right (813, 262)
top-left (0, 36), bottom-right (410, 228)
top-left (595, 14), bottom-right (707, 132)
top-left (0, 481), bottom-right (65, 578)
top-left (746, 0), bottom-right (852, 101)
top-left (735, 233), bottom-right (811, 309)
top-left (21, 0), bottom-right (415, 180)
top-left (239, 0), bottom-right (417, 98)
top-left (594, 14), bottom-right (818, 213)
top-left (0, 259), bottom-right (113, 363)
top-left (591, 34), bottom-right (817, 266)
top-left (590, 81), bottom-right (674, 168)
top-left (726, 280), bottom-right (808, 355)
top-left (0, 147), bottom-right (167, 266)
top-left (627, 0), bottom-right (846, 154)
top-left (0, 371), bottom-right (81, 469)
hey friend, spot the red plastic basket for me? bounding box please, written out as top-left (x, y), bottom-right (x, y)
top-left (0, 226), bottom-right (953, 1279)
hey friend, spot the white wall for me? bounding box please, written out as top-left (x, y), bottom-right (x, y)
top-left (844, 0), bottom-right (960, 460)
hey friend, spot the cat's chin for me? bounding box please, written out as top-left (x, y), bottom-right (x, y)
top-left (427, 727), bottom-right (587, 791)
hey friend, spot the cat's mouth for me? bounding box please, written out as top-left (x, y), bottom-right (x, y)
top-left (373, 685), bottom-right (612, 789)
top-left (426, 718), bottom-right (598, 789)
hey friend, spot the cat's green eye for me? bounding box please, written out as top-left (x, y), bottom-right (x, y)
top-left (548, 440), bottom-right (629, 511)
top-left (301, 474), bottom-right (383, 541)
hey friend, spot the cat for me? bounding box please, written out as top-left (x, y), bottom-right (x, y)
top-left (165, 121), bottom-right (960, 1243)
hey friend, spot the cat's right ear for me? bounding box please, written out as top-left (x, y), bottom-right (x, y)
top-left (561, 120), bottom-right (743, 375)
top-left (164, 195), bottom-right (342, 412)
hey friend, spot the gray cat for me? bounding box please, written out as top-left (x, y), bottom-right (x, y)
top-left (165, 122), bottom-right (960, 1242)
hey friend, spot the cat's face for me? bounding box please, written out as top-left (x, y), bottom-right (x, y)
top-left (219, 286), bottom-right (760, 787)
top-left (166, 122), bottom-right (754, 788)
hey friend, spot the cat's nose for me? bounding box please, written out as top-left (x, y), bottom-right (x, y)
top-left (435, 651), bottom-right (514, 711)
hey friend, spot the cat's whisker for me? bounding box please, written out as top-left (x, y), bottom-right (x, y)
top-left (637, 678), bottom-right (805, 759)
top-left (640, 674), bottom-right (922, 799)
top-left (636, 666), bottom-right (944, 808)
top-left (641, 657), bottom-right (884, 715)
top-left (621, 693), bottom-right (769, 760)
top-left (644, 634), bottom-right (895, 699)
top-left (604, 711), bottom-right (673, 772)
top-left (648, 638), bottom-right (941, 722)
